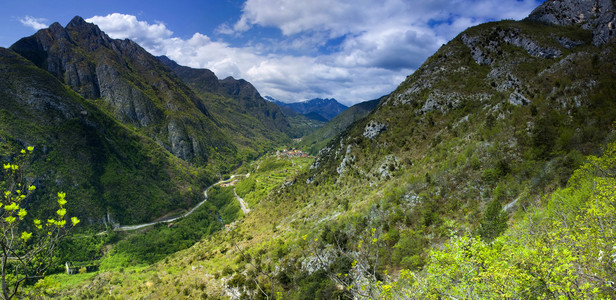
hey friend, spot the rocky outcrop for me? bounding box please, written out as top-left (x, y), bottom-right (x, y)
top-left (10, 16), bottom-right (165, 127)
top-left (363, 120), bottom-right (387, 139)
top-left (528, 0), bottom-right (616, 46)
top-left (461, 27), bottom-right (562, 66)
top-left (461, 34), bottom-right (494, 65)
top-left (0, 48), bottom-right (84, 120)
top-left (94, 61), bottom-right (162, 126)
top-left (508, 91), bottom-right (530, 106)
top-left (336, 144), bottom-right (355, 174)
top-left (556, 36), bottom-right (585, 49)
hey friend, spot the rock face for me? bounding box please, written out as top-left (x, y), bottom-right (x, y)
top-left (0, 47), bottom-right (207, 225)
top-left (363, 120), bottom-right (387, 140)
top-left (527, 0), bottom-right (616, 46)
top-left (9, 16), bottom-right (287, 165)
top-left (10, 17), bottom-right (166, 127)
top-left (461, 27), bottom-right (563, 66)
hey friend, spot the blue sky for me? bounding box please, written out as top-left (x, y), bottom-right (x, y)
top-left (0, 0), bottom-right (543, 105)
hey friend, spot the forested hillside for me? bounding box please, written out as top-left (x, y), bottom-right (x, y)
top-left (30, 0), bottom-right (616, 299)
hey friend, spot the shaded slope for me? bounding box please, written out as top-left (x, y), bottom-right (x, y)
top-left (300, 97), bottom-right (381, 154)
top-left (9, 17), bottom-right (239, 168)
top-left (0, 47), bottom-right (211, 226)
top-left (264, 97), bottom-right (326, 138)
top-left (158, 56), bottom-right (291, 153)
top-left (129, 5), bottom-right (616, 298)
top-left (33, 1), bottom-right (616, 299)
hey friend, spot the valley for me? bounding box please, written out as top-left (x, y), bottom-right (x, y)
top-left (0, 0), bottom-right (615, 299)
top-left (113, 173), bottom-right (250, 232)
top-left (35, 152), bottom-right (315, 298)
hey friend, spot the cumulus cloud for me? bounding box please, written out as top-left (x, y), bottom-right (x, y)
top-left (88, 0), bottom-right (541, 104)
top-left (20, 16), bottom-right (48, 30)
top-left (86, 13), bottom-right (173, 53)
top-left (232, 0), bottom-right (539, 38)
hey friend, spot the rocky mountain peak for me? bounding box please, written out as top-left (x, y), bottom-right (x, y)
top-left (65, 16), bottom-right (112, 50)
top-left (527, 0), bottom-right (616, 45)
top-left (66, 16), bottom-right (87, 28)
top-left (40, 22), bottom-right (72, 48)
top-left (48, 22), bottom-right (65, 34)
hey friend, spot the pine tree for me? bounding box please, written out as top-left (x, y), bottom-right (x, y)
top-left (477, 199), bottom-right (508, 241)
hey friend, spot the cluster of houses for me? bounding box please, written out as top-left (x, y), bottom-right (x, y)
top-left (276, 149), bottom-right (309, 158)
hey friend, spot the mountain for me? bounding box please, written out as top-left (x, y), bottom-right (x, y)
top-left (157, 56), bottom-right (291, 151)
top-left (0, 47), bottom-right (207, 226)
top-left (301, 111), bottom-right (329, 122)
top-left (28, 1), bottom-right (616, 299)
top-left (299, 97), bottom-right (381, 154)
top-left (9, 16), bottom-right (288, 167)
top-left (1, 16), bottom-right (290, 226)
top-left (527, 0), bottom-right (616, 45)
top-left (271, 97), bottom-right (349, 121)
top-left (264, 96), bottom-right (327, 138)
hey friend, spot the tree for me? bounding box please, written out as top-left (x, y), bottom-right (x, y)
top-left (477, 198), bottom-right (508, 242)
top-left (0, 147), bottom-right (79, 300)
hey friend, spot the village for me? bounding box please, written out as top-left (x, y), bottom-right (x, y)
top-left (275, 148), bottom-right (309, 158)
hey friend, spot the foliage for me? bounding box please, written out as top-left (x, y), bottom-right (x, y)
top-left (101, 201), bottom-right (222, 266)
top-left (299, 99), bottom-right (380, 155)
top-left (207, 186), bottom-right (241, 224)
top-left (0, 148), bottom-right (79, 299)
top-left (20, 12), bottom-right (616, 300)
top-left (379, 141), bottom-right (616, 299)
top-left (476, 198), bottom-right (508, 241)
top-left (0, 49), bottom-right (216, 226)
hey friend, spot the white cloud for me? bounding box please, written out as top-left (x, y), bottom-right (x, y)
top-left (20, 16), bottom-right (48, 30)
top-left (87, 1), bottom-right (541, 104)
top-left (86, 13), bottom-right (173, 52)
top-left (215, 23), bottom-right (235, 35)
top-left (232, 0), bottom-right (539, 37)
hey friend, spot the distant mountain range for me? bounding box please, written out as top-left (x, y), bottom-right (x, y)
top-left (265, 96), bottom-right (348, 121)
top-left (299, 97), bottom-right (381, 154)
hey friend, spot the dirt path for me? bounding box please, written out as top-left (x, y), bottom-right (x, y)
top-left (112, 174), bottom-right (249, 232)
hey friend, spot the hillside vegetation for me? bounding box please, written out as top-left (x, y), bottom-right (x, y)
top-left (7, 0), bottom-right (616, 299)
top-left (300, 98), bottom-right (381, 155)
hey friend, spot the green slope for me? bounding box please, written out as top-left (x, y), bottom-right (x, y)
top-left (159, 56), bottom-right (291, 157)
top-left (299, 97), bottom-right (381, 154)
top-left (23, 2), bottom-right (616, 299)
top-left (0, 47), bottom-right (211, 226)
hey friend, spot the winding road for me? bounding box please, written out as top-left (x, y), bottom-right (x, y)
top-left (113, 174), bottom-right (250, 232)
